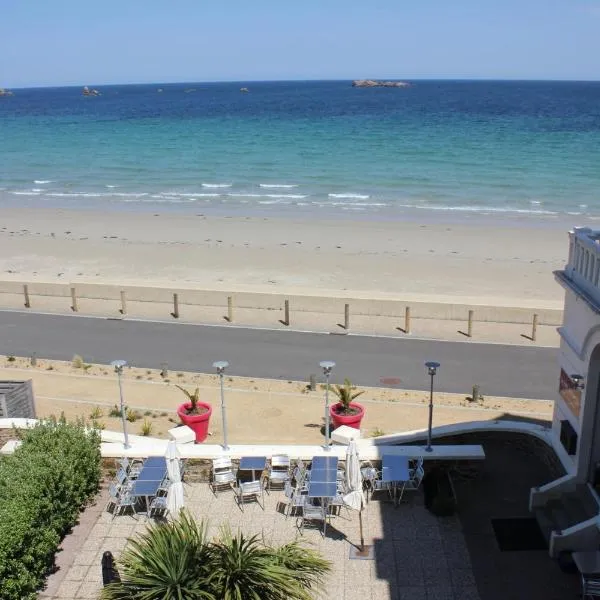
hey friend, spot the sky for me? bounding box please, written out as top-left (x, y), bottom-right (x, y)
top-left (1, 0), bottom-right (599, 88)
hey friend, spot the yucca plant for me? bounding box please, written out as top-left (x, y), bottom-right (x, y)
top-left (101, 511), bottom-right (212, 600)
top-left (331, 378), bottom-right (364, 415)
top-left (176, 385), bottom-right (205, 416)
top-left (101, 512), bottom-right (331, 600)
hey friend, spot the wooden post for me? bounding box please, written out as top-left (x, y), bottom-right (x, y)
top-left (344, 303), bottom-right (350, 330)
top-left (467, 310), bottom-right (474, 338)
top-left (120, 290), bottom-right (127, 315)
top-left (309, 374), bottom-right (317, 391)
top-left (284, 299), bottom-right (290, 326)
top-left (472, 384), bottom-right (480, 402)
top-left (70, 286), bottom-right (78, 312)
top-left (23, 284), bottom-right (30, 308)
top-left (404, 306), bottom-right (411, 334)
top-left (172, 293), bottom-right (179, 319)
top-left (227, 296), bottom-right (234, 322)
top-left (531, 313), bottom-right (538, 342)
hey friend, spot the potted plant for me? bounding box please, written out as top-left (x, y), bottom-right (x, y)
top-left (176, 386), bottom-right (212, 443)
top-left (329, 378), bottom-right (366, 430)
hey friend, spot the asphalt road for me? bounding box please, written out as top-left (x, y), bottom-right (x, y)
top-left (0, 311), bottom-right (558, 399)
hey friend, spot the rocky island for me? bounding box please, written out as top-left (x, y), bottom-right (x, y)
top-left (0, 88), bottom-right (14, 97)
top-left (352, 80), bottom-right (410, 88)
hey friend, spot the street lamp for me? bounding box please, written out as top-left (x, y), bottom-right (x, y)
top-left (110, 359), bottom-right (129, 450)
top-left (319, 361), bottom-right (336, 450)
top-left (213, 361), bottom-right (230, 450)
top-left (425, 361), bottom-right (440, 453)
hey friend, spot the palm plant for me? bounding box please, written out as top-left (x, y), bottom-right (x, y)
top-left (207, 527), bottom-right (330, 599)
top-left (176, 385), bottom-right (203, 415)
top-left (101, 511), bottom-right (212, 600)
top-left (331, 378), bottom-right (364, 415)
top-left (101, 511), bottom-right (330, 600)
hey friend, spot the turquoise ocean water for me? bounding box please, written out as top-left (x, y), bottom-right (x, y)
top-left (1, 80), bottom-right (599, 219)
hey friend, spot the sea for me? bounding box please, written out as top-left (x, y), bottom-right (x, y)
top-left (1, 80), bottom-right (600, 220)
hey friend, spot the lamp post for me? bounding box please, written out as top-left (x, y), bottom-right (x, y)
top-left (110, 359), bottom-right (129, 450)
top-left (319, 361), bottom-right (336, 450)
top-left (425, 361), bottom-right (440, 453)
top-left (213, 361), bottom-right (230, 450)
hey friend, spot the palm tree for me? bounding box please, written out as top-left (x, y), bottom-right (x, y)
top-left (101, 511), bottom-right (330, 600)
top-left (331, 378), bottom-right (364, 415)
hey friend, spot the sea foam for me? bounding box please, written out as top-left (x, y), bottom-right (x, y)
top-left (259, 184), bottom-right (298, 188)
top-left (328, 193), bottom-right (370, 200)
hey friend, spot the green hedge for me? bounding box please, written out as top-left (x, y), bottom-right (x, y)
top-left (0, 418), bottom-right (101, 600)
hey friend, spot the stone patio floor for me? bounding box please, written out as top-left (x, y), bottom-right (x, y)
top-left (41, 482), bottom-right (480, 600)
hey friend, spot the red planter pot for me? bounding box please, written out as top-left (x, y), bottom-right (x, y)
top-left (177, 402), bottom-right (212, 443)
top-left (329, 402), bottom-right (365, 430)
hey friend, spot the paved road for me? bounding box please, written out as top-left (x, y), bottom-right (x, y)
top-left (0, 312), bottom-right (558, 399)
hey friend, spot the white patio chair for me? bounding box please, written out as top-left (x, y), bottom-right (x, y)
top-left (119, 457), bottom-right (142, 479)
top-left (403, 464), bottom-right (425, 493)
top-left (266, 455), bottom-right (291, 493)
top-left (370, 470), bottom-right (395, 502)
top-left (106, 483), bottom-right (120, 513)
top-left (297, 502), bottom-right (328, 536)
top-left (149, 493), bottom-right (170, 519)
top-left (409, 457), bottom-right (424, 478)
top-left (112, 491), bottom-right (137, 520)
top-left (211, 457), bottom-right (236, 496)
top-left (237, 480), bottom-right (264, 511)
top-left (582, 574), bottom-right (600, 598)
top-left (284, 481), bottom-right (307, 518)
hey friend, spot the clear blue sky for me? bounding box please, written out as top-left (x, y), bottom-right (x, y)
top-left (1, 0), bottom-right (599, 87)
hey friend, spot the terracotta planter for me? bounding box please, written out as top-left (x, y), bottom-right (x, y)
top-left (177, 402), bottom-right (212, 443)
top-left (329, 401), bottom-right (365, 430)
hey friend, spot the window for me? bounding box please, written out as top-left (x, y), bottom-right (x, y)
top-left (560, 420), bottom-right (578, 456)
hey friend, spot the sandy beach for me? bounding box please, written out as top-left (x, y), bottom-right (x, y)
top-left (0, 207), bottom-right (590, 309)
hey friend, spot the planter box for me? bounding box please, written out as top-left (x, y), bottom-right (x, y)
top-left (330, 402), bottom-right (365, 430)
top-left (177, 402), bottom-right (212, 443)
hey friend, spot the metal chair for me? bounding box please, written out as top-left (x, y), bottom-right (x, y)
top-left (582, 574), bottom-right (600, 598)
top-left (112, 491), bottom-right (137, 519)
top-left (149, 494), bottom-right (169, 519)
top-left (404, 464), bottom-right (425, 493)
top-left (267, 455), bottom-right (291, 493)
top-left (237, 480), bottom-right (264, 511)
top-left (211, 457), bottom-right (236, 496)
top-left (297, 502), bottom-right (328, 536)
top-left (119, 457), bottom-right (142, 479)
top-left (284, 481), bottom-right (307, 518)
top-left (370, 470), bottom-right (395, 502)
top-left (106, 483), bottom-right (120, 513)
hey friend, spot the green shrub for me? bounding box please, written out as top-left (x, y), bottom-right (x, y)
top-left (0, 417), bottom-right (101, 599)
top-left (108, 404), bottom-right (121, 418)
top-left (140, 419), bottom-right (153, 436)
top-left (126, 408), bottom-right (142, 423)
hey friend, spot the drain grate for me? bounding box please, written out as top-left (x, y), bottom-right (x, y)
top-left (491, 517), bottom-right (547, 551)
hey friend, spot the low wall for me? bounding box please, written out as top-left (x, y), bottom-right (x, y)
top-left (0, 280), bottom-right (563, 325)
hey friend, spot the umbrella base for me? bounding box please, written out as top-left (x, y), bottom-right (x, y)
top-left (349, 544), bottom-right (374, 560)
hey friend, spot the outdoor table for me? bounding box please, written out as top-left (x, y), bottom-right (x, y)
top-left (573, 551), bottom-right (600, 575)
top-left (136, 467), bottom-right (167, 482)
top-left (239, 456), bottom-right (267, 482)
top-left (144, 456), bottom-right (167, 468)
top-left (307, 480), bottom-right (337, 499)
top-left (381, 455), bottom-right (410, 506)
top-left (312, 456), bottom-right (338, 470)
top-left (132, 479), bottom-right (164, 515)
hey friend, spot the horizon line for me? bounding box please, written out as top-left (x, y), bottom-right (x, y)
top-left (5, 76), bottom-right (600, 91)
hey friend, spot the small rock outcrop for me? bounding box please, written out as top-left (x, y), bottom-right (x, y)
top-left (82, 86), bottom-right (100, 96)
top-left (0, 88), bottom-right (14, 96)
top-left (352, 80), bottom-right (410, 88)
top-left (240, 87), bottom-right (249, 93)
